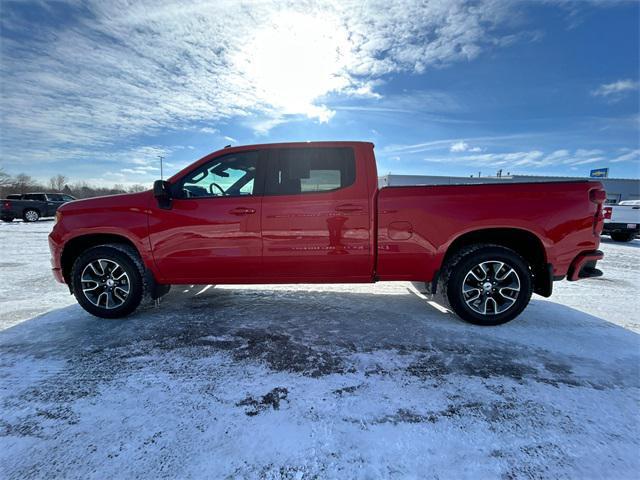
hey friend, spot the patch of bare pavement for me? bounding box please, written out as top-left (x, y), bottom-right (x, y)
top-left (1, 223), bottom-right (639, 478)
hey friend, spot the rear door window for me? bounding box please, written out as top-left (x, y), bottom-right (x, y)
top-left (265, 147), bottom-right (355, 195)
top-left (24, 194), bottom-right (46, 201)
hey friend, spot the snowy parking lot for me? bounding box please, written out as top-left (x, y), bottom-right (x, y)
top-left (1, 220), bottom-right (639, 478)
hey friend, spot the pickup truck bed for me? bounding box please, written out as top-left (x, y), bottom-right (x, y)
top-left (49, 141), bottom-right (605, 325)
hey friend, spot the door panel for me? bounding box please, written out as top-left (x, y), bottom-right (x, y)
top-left (261, 195), bottom-right (370, 279)
top-left (148, 196), bottom-right (262, 282)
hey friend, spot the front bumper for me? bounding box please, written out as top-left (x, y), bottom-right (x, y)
top-left (48, 232), bottom-right (66, 284)
top-left (567, 250), bottom-right (604, 281)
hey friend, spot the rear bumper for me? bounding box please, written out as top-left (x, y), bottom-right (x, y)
top-left (567, 250), bottom-right (604, 281)
top-left (603, 222), bottom-right (639, 233)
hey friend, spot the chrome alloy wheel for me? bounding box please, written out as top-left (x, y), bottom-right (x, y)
top-left (24, 210), bottom-right (39, 222)
top-left (80, 259), bottom-right (131, 309)
top-left (462, 261), bottom-right (521, 315)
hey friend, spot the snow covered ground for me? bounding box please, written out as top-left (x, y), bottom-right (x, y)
top-left (1, 220), bottom-right (639, 479)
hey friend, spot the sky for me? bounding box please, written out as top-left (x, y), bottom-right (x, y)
top-left (0, 0), bottom-right (639, 186)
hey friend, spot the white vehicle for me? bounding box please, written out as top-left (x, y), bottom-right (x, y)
top-left (603, 200), bottom-right (640, 242)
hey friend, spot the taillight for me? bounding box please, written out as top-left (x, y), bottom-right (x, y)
top-left (603, 207), bottom-right (612, 220)
top-left (589, 188), bottom-right (606, 204)
top-left (3, 201), bottom-right (10, 208)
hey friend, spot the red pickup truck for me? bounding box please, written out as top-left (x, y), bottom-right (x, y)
top-left (49, 141), bottom-right (605, 325)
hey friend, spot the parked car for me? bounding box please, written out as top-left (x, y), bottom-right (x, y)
top-left (1, 192), bottom-right (76, 222)
top-left (602, 200), bottom-right (640, 242)
top-left (49, 141), bottom-right (605, 325)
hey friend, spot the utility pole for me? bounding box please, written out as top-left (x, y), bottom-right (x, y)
top-left (158, 156), bottom-right (164, 180)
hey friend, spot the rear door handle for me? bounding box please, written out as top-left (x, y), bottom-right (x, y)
top-left (335, 204), bottom-right (364, 213)
top-left (229, 207), bottom-right (256, 215)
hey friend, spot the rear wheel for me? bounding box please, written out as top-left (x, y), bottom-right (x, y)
top-left (1, 216), bottom-right (13, 223)
top-left (610, 231), bottom-right (635, 242)
top-left (23, 209), bottom-right (40, 222)
top-left (440, 244), bottom-right (533, 326)
top-left (71, 244), bottom-right (146, 318)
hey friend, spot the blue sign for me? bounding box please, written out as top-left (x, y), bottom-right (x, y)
top-left (590, 168), bottom-right (609, 178)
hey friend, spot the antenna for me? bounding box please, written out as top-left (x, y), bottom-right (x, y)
top-left (158, 156), bottom-right (164, 180)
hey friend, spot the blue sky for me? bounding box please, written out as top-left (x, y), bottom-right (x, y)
top-left (1, 0), bottom-right (638, 186)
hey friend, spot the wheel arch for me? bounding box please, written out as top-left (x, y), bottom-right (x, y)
top-left (441, 227), bottom-right (552, 297)
top-left (61, 233), bottom-right (143, 287)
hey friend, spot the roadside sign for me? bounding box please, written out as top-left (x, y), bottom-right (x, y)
top-left (590, 168), bottom-right (609, 178)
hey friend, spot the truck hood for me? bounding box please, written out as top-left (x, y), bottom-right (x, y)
top-left (59, 191), bottom-right (153, 213)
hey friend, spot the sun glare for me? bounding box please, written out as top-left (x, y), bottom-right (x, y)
top-left (233, 11), bottom-right (353, 122)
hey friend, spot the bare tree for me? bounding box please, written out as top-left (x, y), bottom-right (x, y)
top-left (14, 173), bottom-right (35, 194)
top-left (49, 174), bottom-right (68, 192)
top-left (128, 184), bottom-right (147, 193)
top-left (0, 168), bottom-right (12, 197)
top-left (0, 168), bottom-right (11, 188)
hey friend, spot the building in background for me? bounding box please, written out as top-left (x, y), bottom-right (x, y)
top-left (379, 174), bottom-right (640, 204)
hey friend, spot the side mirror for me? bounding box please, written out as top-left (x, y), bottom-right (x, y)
top-left (153, 180), bottom-right (172, 210)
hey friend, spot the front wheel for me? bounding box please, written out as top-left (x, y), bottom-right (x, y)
top-left (440, 245), bottom-right (533, 326)
top-left (71, 244), bottom-right (146, 318)
top-left (610, 231), bottom-right (635, 242)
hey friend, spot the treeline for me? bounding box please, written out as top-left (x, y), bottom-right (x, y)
top-left (0, 169), bottom-right (149, 199)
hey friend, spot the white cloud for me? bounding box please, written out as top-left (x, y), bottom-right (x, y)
top-left (450, 141), bottom-right (469, 152)
top-left (426, 147), bottom-right (624, 169)
top-left (223, 136), bottom-right (237, 143)
top-left (383, 134), bottom-right (540, 155)
top-left (611, 149), bottom-right (640, 163)
top-left (450, 141), bottom-right (482, 153)
top-left (0, 0), bottom-right (534, 166)
top-left (591, 79), bottom-right (639, 101)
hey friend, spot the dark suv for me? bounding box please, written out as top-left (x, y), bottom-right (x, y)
top-left (1, 192), bottom-right (76, 222)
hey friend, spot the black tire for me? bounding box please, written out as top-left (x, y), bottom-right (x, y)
top-left (610, 231), bottom-right (635, 242)
top-left (71, 244), bottom-right (147, 318)
top-left (1, 216), bottom-right (13, 223)
top-left (23, 209), bottom-right (40, 222)
top-left (440, 244), bottom-right (533, 326)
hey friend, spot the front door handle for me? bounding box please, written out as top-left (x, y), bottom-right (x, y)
top-left (229, 207), bottom-right (256, 215)
top-left (335, 204), bottom-right (363, 213)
